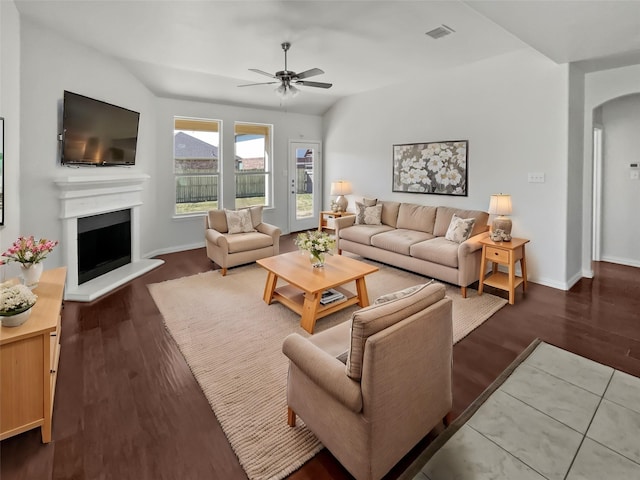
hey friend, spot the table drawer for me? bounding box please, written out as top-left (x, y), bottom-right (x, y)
top-left (486, 246), bottom-right (509, 264)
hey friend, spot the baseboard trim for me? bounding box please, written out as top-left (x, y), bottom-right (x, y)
top-left (144, 242), bottom-right (205, 259)
top-left (600, 255), bottom-right (640, 269)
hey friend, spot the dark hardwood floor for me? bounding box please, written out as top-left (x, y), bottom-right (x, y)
top-left (2, 234), bottom-right (639, 480)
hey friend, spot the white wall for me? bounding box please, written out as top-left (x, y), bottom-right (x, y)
top-left (323, 49), bottom-right (571, 288)
top-left (150, 98), bottom-right (322, 256)
top-left (599, 94), bottom-right (640, 266)
top-left (565, 64), bottom-right (586, 286)
top-left (17, 17), bottom-right (323, 268)
top-left (19, 18), bottom-right (157, 269)
top-left (0, 0), bottom-right (21, 279)
top-left (583, 64), bottom-right (640, 273)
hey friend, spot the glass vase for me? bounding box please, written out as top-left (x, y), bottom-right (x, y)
top-left (20, 262), bottom-right (44, 289)
top-left (309, 252), bottom-right (326, 268)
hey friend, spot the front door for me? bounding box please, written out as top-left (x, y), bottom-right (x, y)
top-left (289, 141), bottom-right (321, 233)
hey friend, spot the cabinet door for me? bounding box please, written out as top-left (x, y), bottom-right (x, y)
top-left (1, 335), bottom-right (45, 436)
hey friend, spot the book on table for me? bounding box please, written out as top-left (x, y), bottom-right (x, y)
top-left (320, 288), bottom-right (346, 305)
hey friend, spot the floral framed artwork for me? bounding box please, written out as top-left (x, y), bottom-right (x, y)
top-left (0, 117), bottom-right (3, 225)
top-left (392, 140), bottom-right (468, 196)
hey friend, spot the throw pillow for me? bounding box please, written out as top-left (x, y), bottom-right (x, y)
top-left (445, 214), bottom-right (476, 243)
top-left (355, 202), bottom-right (383, 225)
top-left (362, 197), bottom-right (378, 207)
top-left (225, 209), bottom-right (255, 234)
top-left (247, 205), bottom-right (263, 229)
top-left (373, 280), bottom-right (435, 305)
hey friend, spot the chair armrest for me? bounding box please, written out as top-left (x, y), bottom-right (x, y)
top-left (256, 222), bottom-right (281, 239)
top-left (282, 333), bottom-right (363, 413)
top-left (459, 231), bottom-right (489, 257)
top-left (205, 228), bottom-right (228, 252)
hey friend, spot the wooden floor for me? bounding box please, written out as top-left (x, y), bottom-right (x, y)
top-left (2, 235), bottom-right (639, 480)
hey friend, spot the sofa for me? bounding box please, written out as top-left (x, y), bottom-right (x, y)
top-left (205, 206), bottom-right (281, 276)
top-left (283, 281), bottom-right (453, 480)
top-left (334, 201), bottom-right (489, 297)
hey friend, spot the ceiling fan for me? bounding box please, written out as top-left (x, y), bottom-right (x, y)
top-left (239, 42), bottom-right (332, 97)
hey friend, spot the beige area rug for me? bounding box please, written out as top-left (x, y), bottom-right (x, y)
top-left (148, 260), bottom-right (507, 480)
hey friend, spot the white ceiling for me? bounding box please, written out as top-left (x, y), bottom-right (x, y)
top-left (15, 1), bottom-right (640, 115)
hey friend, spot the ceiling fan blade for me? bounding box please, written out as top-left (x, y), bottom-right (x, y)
top-left (238, 81), bottom-right (279, 87)
top-left (295, 68), bottom-right (324, 80)
top-left (295, 80), bottom-right (332, 89)
top-left (249, 68), bottom-right (277, 79)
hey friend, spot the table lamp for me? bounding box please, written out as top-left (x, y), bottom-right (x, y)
top-left (330, 180), bottom-right (352, 212)
top-left (488, 194), bottom-right (513, 236)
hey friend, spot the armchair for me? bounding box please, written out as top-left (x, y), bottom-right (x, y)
top-left (205, 206), bottom-right (281, 276)
top-left (282, 282), bottom-right (453, 480)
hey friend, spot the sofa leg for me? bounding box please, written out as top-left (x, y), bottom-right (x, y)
top-left (287, 407), bottom-right (296, 427)
top-left (220, 268), bottom-right (227, 276)
top-left (443, 411), bottom-right (455, 427)
top-left (461, 286), bottom-right (467, 298)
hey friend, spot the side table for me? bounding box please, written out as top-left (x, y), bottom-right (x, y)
top-left (319, 211), bottom-right (354, 232)
top-left (478, 237), bottom-right (529, 305)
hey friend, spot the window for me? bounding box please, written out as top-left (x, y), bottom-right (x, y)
top-left (174, 118), bottom-right (220, 215)
top-left (234, 122), bottom-right (272, 209)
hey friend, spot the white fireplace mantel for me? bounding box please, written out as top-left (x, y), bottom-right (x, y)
top-left (54, 173), bottom-right (163, 302)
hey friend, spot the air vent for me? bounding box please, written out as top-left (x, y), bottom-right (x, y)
top-left (425, 24), bottom-right (455, 39)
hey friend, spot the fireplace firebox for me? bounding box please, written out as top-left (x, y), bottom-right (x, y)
top-left (78, 209), bottom-right (132, 284)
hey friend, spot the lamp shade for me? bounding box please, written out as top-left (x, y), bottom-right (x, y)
top-left (488, 194), bottom-right (512, 216)
top-left (330, 181), bottom-right (352, 196)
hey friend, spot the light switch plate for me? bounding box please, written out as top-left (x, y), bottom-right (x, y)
top-left (631, 170), bottom-right (639, 180)
top-left (528, 172), bottom-right (545, 183)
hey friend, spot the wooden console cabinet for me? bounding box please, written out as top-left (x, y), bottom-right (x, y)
top-left (0, 267), bottom-right (66, 443)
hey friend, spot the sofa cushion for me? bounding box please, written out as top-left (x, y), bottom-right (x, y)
top-left (309, 320), bottom-right (351, 362)
top-left (371, 229), bottom-right (435, 255)
top-left (362, 197), bottom-right (378, 207)
top-left (355, 202), bottom-right (383, 225)
top-left (396, 203), bottom-right (437, 234)
top-left (380, 201), bottom-right (401, 228)
top-left (224, 231), bottom-right (274, 253)
top-left (434, 207), bottom-right (489, 238)
top-left (445, 214), bottom-right (476, 243)
top-left (207, 209), bottom-right (228, 233)
top-left (339, 224), bottom-right (395, 245)
top-left (225, 209), bottom-right (255, 234)
top-left (410, 237), bottom-right (460, 268)
top-left (346, 282), bottom-right (446, 380)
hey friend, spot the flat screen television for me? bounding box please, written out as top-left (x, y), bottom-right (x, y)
top-left (61, 90), bottom-right (140, 166)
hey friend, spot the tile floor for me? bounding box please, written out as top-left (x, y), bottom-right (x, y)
top-left (414, 342), bottom-right (640, 480)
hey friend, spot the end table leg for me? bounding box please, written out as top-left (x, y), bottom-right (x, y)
top-left (478, 246), bottom-right (487, 296)
top-left (521, 246), bottom-right (528, 292)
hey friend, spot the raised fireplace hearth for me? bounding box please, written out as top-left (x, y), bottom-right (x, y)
top-left (55, 174), bottom-right (163, 301)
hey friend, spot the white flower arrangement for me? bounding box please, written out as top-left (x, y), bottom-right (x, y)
top-left (294, 230), bottom-right (336, 258)
top-left (0, 281), bottom-right (38, 316)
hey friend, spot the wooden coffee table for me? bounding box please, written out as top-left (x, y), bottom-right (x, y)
top-left (256, 251), bottom-right (379, 333)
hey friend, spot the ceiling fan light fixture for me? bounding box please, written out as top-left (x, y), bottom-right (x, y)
top-left (275, 83), bottom-right (299, 99)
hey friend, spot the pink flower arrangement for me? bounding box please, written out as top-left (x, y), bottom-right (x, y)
top-left (1, 236), bottom-right (59, 266)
